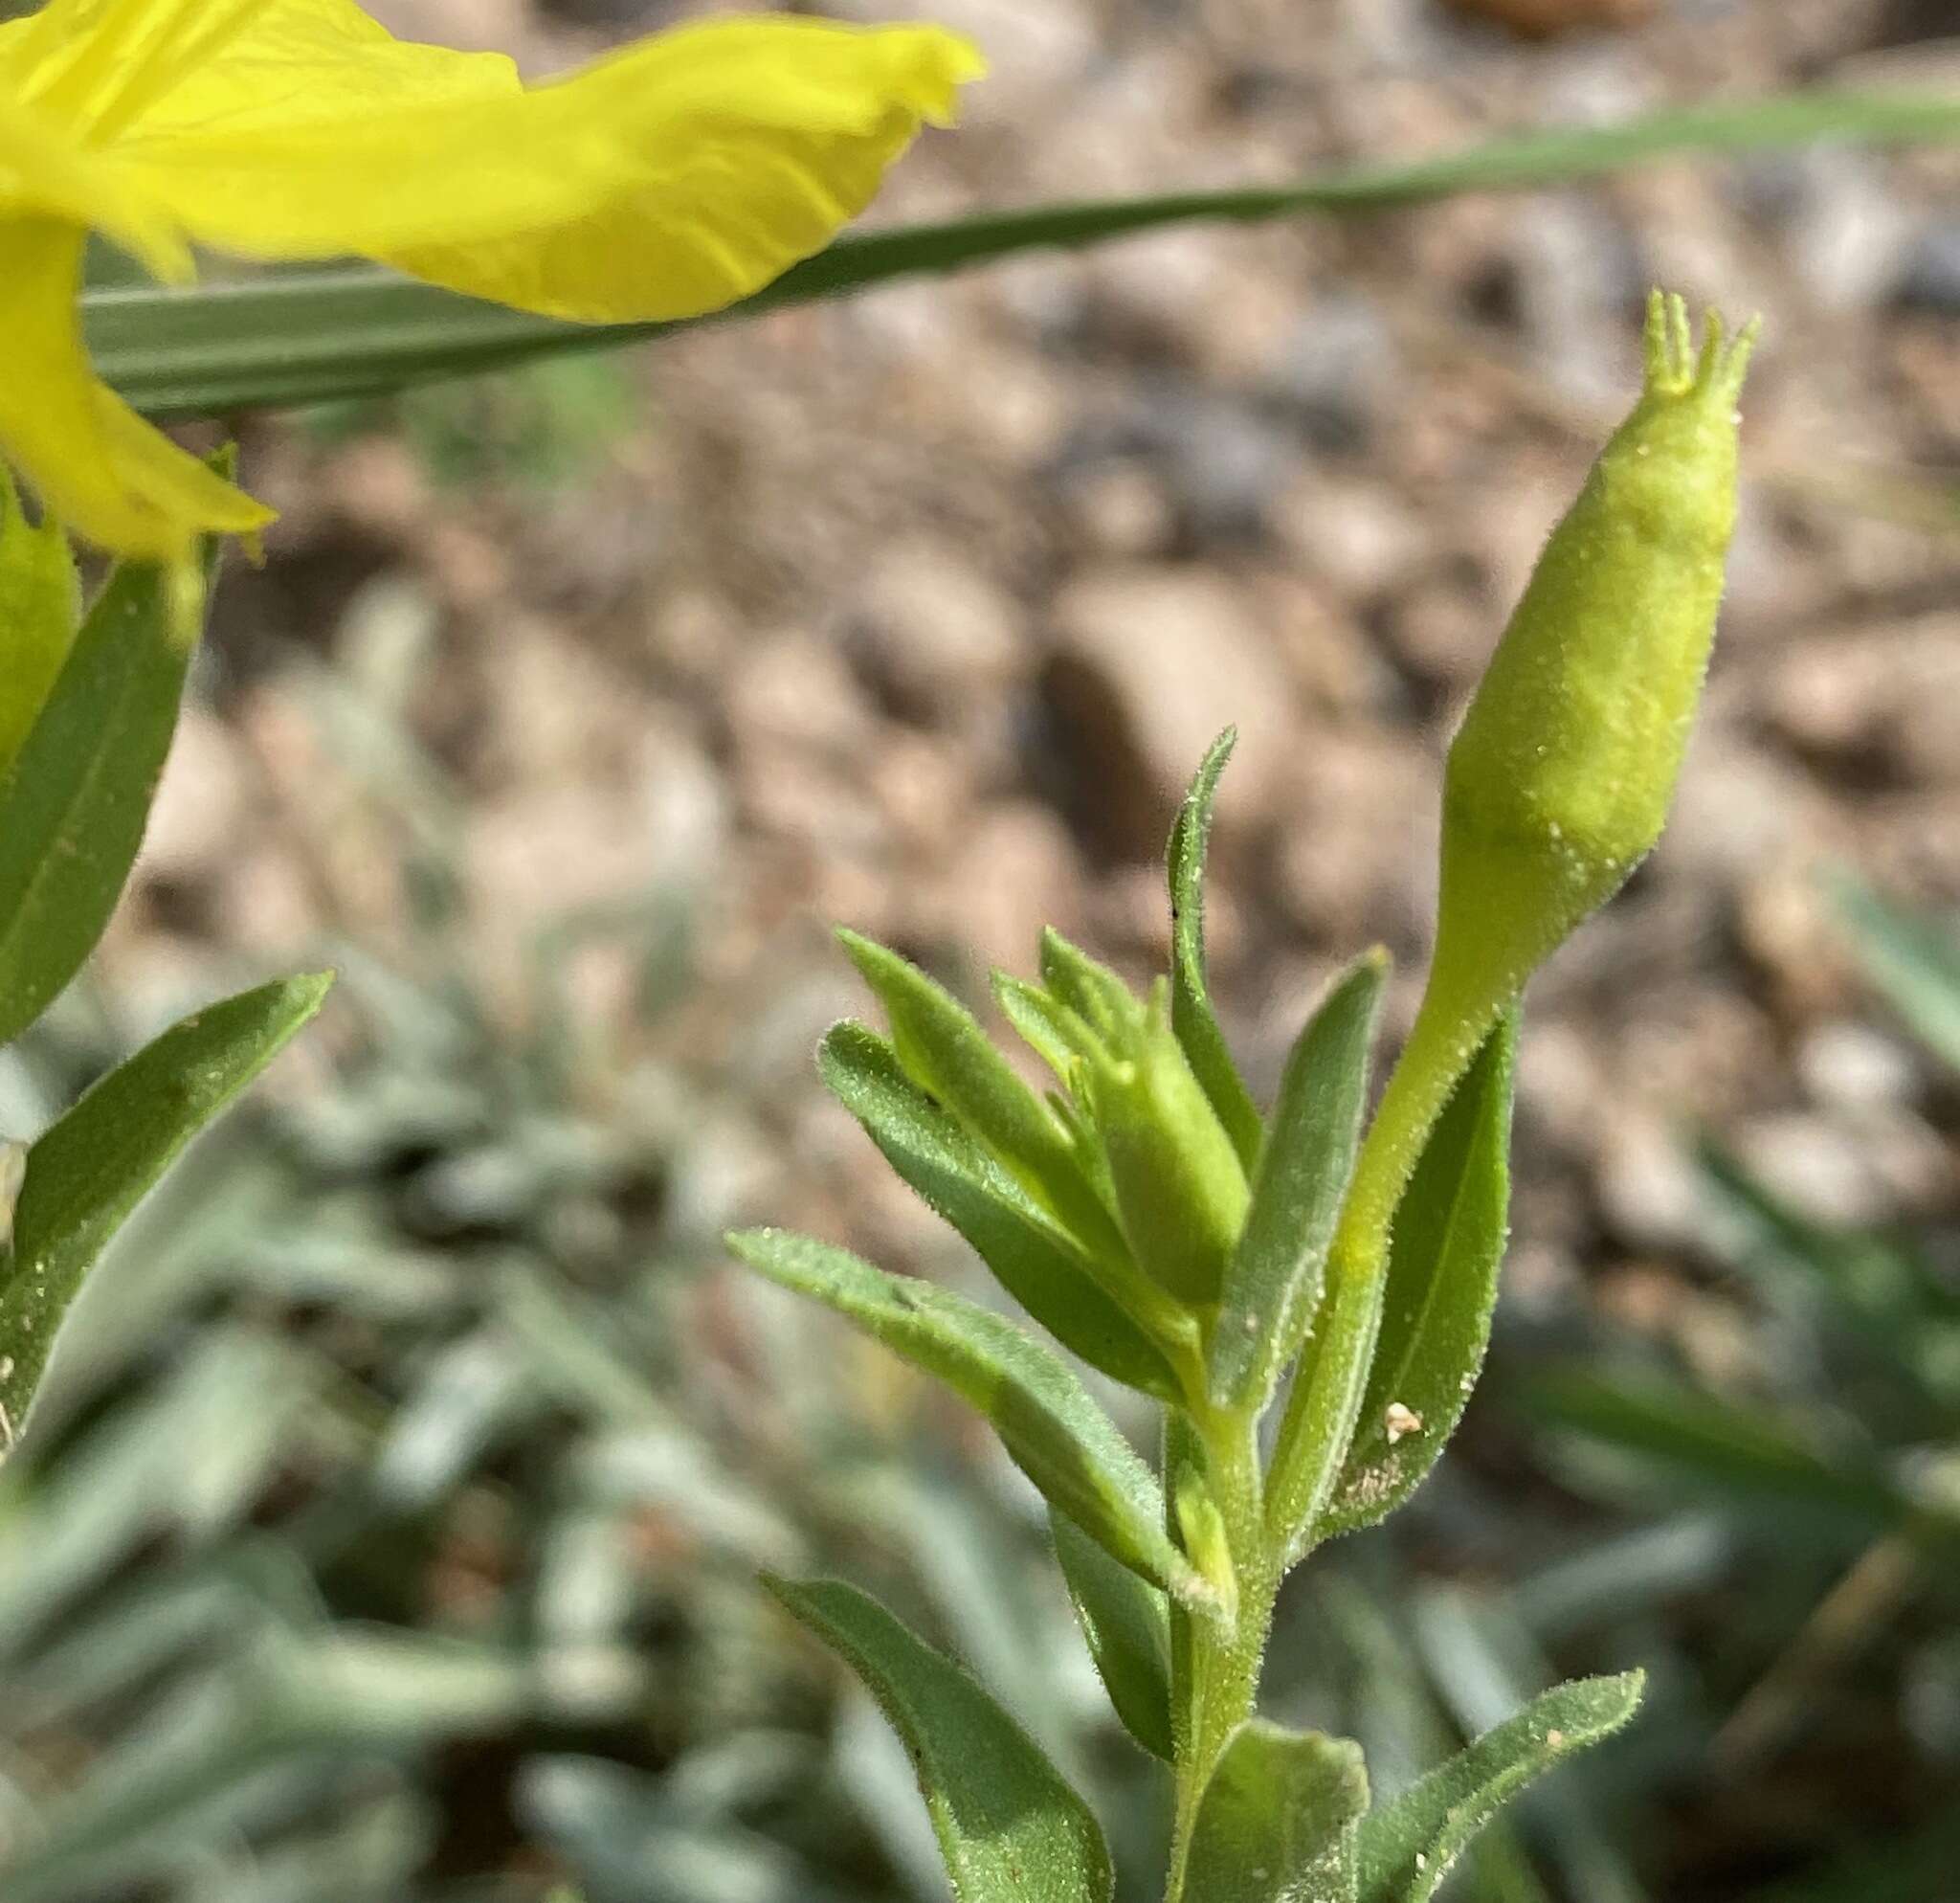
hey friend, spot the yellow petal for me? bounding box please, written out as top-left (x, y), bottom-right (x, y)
top-left (0, 213), bottom-right (274, 561)
top-left (0, 77), bottom-right (189, 278)
top-left (118, 14), bottom-right (985, 323)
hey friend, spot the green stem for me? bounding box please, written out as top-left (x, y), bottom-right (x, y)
top-left (1164, 1400), bottom-right (1274, 1903)
top-left (1264, 969), bottom-right (1501, 1559)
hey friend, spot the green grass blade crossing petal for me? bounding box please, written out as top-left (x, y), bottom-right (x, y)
top-left (85, 90), bottom-right (1960, 420)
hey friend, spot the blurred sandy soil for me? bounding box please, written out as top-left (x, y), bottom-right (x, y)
top-left (117, 0), bottom-right (1960, 1372)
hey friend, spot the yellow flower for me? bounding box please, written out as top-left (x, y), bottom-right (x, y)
top-left (0, 0), bottom-right (984, 564)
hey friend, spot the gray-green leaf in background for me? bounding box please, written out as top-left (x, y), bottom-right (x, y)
top-left (1051, 1509), bottom-right (1174, 1762)
top-left (0, 471), bottom-right (80, 782)
top-left (1210, 952), bottom-right (1386, 1416)
top-left (0, 974), bottom-right (333, 1432)
top-left (0, 557), bottom-right (194, 1049)
top-left (1355, 1672), bottom-right (1644, 1903)
top-left (1322, 1015), bottom-right (1517, 1539)
top-left (1186, 1718), bottom-right (1370, 1903)
top-left (1829, 873), bottom-right (1960, 1078)
top-left (819, 1022), bottom-right (1183, 1400)
top-left (1166, 731), bottom-right (1263, 1174)
top-left (727, 1229), bottom-right (1201, 1601)
top-left (766, 1575), bottom-right (1115, 1903)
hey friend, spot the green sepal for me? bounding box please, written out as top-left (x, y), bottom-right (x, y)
top-left (818, 1022), bottom-right (1184, 1400)
top-left (1355, 1672), bottom-right (1644, 1903)
top-left (0, 974), bottom-right (333, 1431)
top-left (728, 1228), bottom-right (1205, 1602)
top-left (766, 1575), bottom-right (1115, 1903)
top-left (1321, 1013), bottom-right (1517, 1538)
top-left (1187, 1718), bottom-right (1370, 1903)
top-left (1051, 1509), bottom-right (1175, 1762)
top-left (1210, 952), bottom-right (1386, 1415)
top-left (1166, 731), bottom-right (1263, 1175)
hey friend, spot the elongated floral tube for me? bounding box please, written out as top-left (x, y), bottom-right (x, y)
top-left (1268, 292), bottom-right (1755, 1552)
top-left (1357, 291), bottom-right (1753, 1267)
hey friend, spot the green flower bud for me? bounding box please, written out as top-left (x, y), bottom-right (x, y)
top-left (1318, 293), bottom-right (1756, 1288)
top-left (1434, 290), bottom-right (1757, 1032)
top-left (1082, 981), bottom-right (1251, 1308)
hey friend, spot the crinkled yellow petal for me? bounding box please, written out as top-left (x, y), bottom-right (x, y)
top-left (90, 0), bottom-right (521, 138)
top-left (118, 15), bottom-right (985, 323)
top-left (0, 81), bottom-right (189, 278)
top-left (0, 214), bottom-right (274, 561)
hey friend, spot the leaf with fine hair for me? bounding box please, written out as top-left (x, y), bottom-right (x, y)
top-left (727, 1229), bottom-right (1199, 1600)
top-left (818, 1022), bottom-right (1183, 1400)
top-left (1166, 731), bottom-right (1262, 1173)
top-left (1209, 952), bottom-right (1386, 1416)
top-left (836, 930), bottom-right (1133, 1268)
top-left (1187, 1718), bottom-right (1370, 1903)
top-left (0, 557), bottom-right (197, 1049)
top-left (1051, 1509), bottom-right (1174, 1762)
top-left (0, 974), bottom-right (333, 1431)
top-left (1321, 1015), bottom-right (1516, 1539)
top-left (1354, 1672), bottom-right (1644, 1903)
top-left (767, 1575), bottom-right (1114, 1903)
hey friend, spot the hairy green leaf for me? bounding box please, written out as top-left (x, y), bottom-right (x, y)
top-left (1036, 931), bottom-right (1135, 1044)
top-left (727, 1229), bottom-right (1196, 1598)
top-left (1051, 1509), bottom-right (1174, 1761)
top-left (0, 559), bottom-right (195, 1048)
top-left (0, 471), bottom-right (80, 783)
top-left (766, 1575), bottom-right (1114, 1903)
top-left (91, 93), bottom-right (1960, 420)
top-left (819, 1023), bottom-right (1182, 1399)
top-left (1356, 1672), bottom-right (1643, 1903)
top-left (1322, 1016), bottom-right (1516, 1538)
top-left (1188, 1718), bottom-right (1370, 1903)
top-left (0, 974), bottom-right (332, 1430)
top-left (1166, 731), bottom-right (1263, 1173)
top-left (1210, 953), bottom-right (1386, 1415)
top-left (837, 930), bottom-right (1132, 1268)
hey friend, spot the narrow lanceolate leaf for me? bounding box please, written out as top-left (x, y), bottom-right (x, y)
top-left (92, 91), bottom-right (1960, 420)
top-left (0, 471), bottom-right (80, 782)
top-left (836, 930), bottom-right (1132, 1267)
top-left (728, 1229), bottom-right (1197, 1599)
top-left (1210, 954), bottom-right (1386, 1415)
top-left (0, 974), bottom-right (333, 1428)
top-left (1355, 1672), bottom-right (1644, 1903)
top-left (819, 1024), bottom-right (1183, 1401)
top-left (767, 1577), bottom-right (1114, 1903)
top-left (0, 559), bottom-right (193, 1048)
top-left (1322, 1016), bottom-right (1517, 1539)
top-left (1187, 1719), bottom-right (1370, 1903)
top-left (1167, 732), bottom-right (1263, 1174)
top-left (1037, 930), bottom-right (1136, 1045)
top-left (1051, 1509), bottom-right (1174, 1762)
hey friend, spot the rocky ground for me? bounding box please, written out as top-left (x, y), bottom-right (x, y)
top-left (117, 0), bottom-right (1959, 1388)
